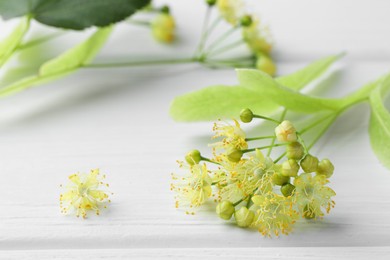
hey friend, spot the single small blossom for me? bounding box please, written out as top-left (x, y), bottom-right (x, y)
top-left (217, 0), bottom-right (244, 25)
top-left (294, 173), bottom-right (336, 219)
top-left (60, 169), bottom-right (111, 219)
top-left (251, 192), bottom-right (299, 236)
top-left (275, 120), bottom-right (297, 142)
top-left (242, 17), bottom-right (273, 55)
top-left (171, 163), bottom-right (213, 214)
top-left (211, 119), bottom-right (248, 152)
top-left (151, 13), bottom-right (176, 43)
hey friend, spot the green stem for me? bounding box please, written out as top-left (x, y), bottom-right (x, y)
top-left (200, 156), bottom-right (220, 165)
top-left (243, 143), bottom-right (287, 153)
top-left (253, 114), bottom-right (281, 124)
top-left (245, 135), bottom-right (275, 141)
top-left (127, 20), bottom-right (151, 26)
top-left (267, 109), bottom-right (287, 156)
top-left (194, 6), bottom-right (212, 56)
top-left (203, 26), bottom-right (239, 56)
top-left (273, 152), bottom-right (286, 164)
top-left (18, 32), bottom-right (64, 50)
top-left (307, 113), bottom-right (339, 150)
top-left (208, 40), bottom-right (245, 57)
top-left (83, 58), bottom-right (197, 68)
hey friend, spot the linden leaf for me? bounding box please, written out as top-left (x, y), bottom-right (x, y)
top-left (276, 54), bottom-right (342, 90)
top-left (170, 86), bottom-right (279, 121)
top-left (0, 16), bottom-right (30, 67)
top-left (368, 74), bottom-right (390, 169)
top-left (0, 0), bottom-right (150, 30)
top-left (237, 69), bottom-right (343, 113)
top-left (0, 26), bottom-right (113, 97)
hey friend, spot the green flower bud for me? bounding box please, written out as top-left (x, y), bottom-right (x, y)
top-left (227, 148), bottom-right (243, 163)
top-left (281, 159), bottom-right (300, 177)
top-left (256, 55), bottom-right (276, 76)
top-left (286, 142), bottom-right (304, 160)
top-left (185, 150), bottom-right (201, 165)
top-left (316, 159), bottom-right (334, 178)
top-left (216, 201), bottom-right (235, 220)
top-left (300, 154), bottom-right (319, 173)
top-left (272, 172), bottom-right (290, 186)
top-left (240, 108), bottom-right (254, 123)
top-left (161, 5), bottom-right (170, 14)
top-left (281, 183), bottom-right (295, 197)
top-left (206, 0), bottom-right (217, 6)
top-left (234, 206), bottom-right (254, 227)
top-left (240, 15), bottom-right (253, 27)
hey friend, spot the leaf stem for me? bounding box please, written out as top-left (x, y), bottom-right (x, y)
top-left (83, 58), bottom-right (197, 68)
top-left (208, 40), bottom-right (246, 57)
top-left (194, 6), bottom-right (212, 56)
top-left (243, 143), bottom-right (287, 153)
top-left (267, 109), bottom-right (287, 156)
top-left (245, 135), bottom-right (275, 141)
top-left (203, 26), bottom-right (240, 57)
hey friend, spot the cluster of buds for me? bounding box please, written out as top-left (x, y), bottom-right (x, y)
top-left (171, 108), bottom-right (336, 236)
top-left (205, 0), bottom-right (276, 75)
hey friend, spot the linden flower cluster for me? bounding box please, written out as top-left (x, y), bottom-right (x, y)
top-left (60, 169), bottom-right (111, 219)
top-left (171, 108), bottom-right (336, 236)
top-left (207, 0), bottom-right (276, 75)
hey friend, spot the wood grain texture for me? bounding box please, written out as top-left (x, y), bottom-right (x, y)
top-left (0, 0), bottom-right (390, 257)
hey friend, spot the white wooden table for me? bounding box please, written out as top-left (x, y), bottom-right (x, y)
top-left (1, 0), bottom-right (390, 258)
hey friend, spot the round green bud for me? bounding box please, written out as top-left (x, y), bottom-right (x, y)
top-left (234, 206), bottom-right (255, 227)
top-left (281, 159), bottom-right (300, 177)
top-left (216, 201), bottom-right (235, 220)
top-left (206, 0), bottom-right (217, 6)
top-left (272, 172), bottom-right (290, 186)
top-left (161, 5), bottom-right (170, 14)
top-left (256, 55), bottom-right (276, 76)
top-left (281, 183), bottom-right (295, 197)
top-left (240, 15), bottom-right (253, 27)
top-left (227, 148), bottom-right (243, 163)
top-left (286, 142), bottom-right (304, 160)
top-left (316, 159), bottom-right (334, 178)
top-left (185, 150), bottom-right (201, 165)
top-left (300, 154), bottom-right (319, 173)
top-left (240, 108), bottom-right (254, 123)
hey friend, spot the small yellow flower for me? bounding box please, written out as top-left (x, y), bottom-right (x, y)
top-left (151, 13), bottom-right (176, 43)
top-left (60, 169), bottom-right (111, 219)
top-left (217, 0), bottom-right (244, 25)
top-left (275, 120), bottom-right (297, 142)
top-left (294, 173), bottom-right (336, 219)
top-left (171, 163), bottom-right (213, 214)
top-left (251, 192), bottom-right (299, 236)
top-left (211, 119), bottom-right (248, 152)
top-left (242, 17), bottom-right (273, 55)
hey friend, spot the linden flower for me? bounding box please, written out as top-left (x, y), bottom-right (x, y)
top-left (242, 18), bottom-right (273, 55)
top-left (275, 120), bottom-right (298, 142)
top-left (294, 173), bottom-right (336, 219)
top-left (211, 119), bottom-right (248, 152)
top-left (60, 169), bottom-right (111, 219)
top-left (217, 151), bottom-right (273, 203)
top-left (171, 163), bottom-right (213, 214)
top-left (251, 192), bottom-right (299, 236)
top-left (217, 0), bottom-right (244, 25)
top-left (151, 13), bottom-right (176, 43)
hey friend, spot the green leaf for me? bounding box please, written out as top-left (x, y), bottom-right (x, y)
top-left (0, 0), bottom-right (43, 19)
top-left (237, 69), bottom-right (343, 113)
top-left (0, 16), bottom-right (30, 67)
top-left (276, 54), bottom-right (343, 90)
top-left (0, 0), bottom-right (150, 30)
top-left (170, 86), bottom-right (280, 121)
top-left (0, 26), bottom-right (113, 97)
top-left (369, 74), bottom-right (390, 169)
